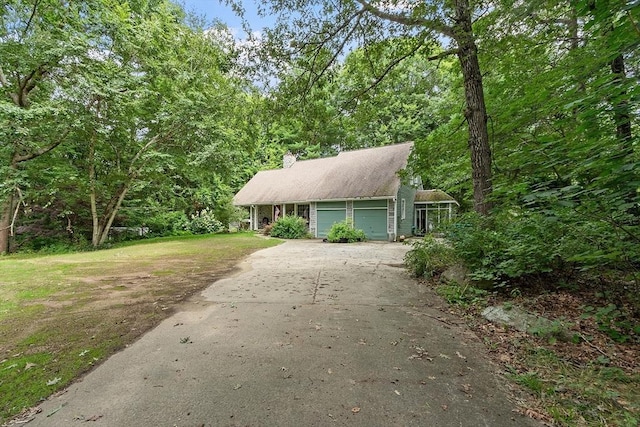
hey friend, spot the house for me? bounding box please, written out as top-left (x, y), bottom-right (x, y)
top-left (233, 143), bottom-right (458, 240)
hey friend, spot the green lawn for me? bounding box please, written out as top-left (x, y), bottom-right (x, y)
top-left (0, 233), bottom-right (280, 423)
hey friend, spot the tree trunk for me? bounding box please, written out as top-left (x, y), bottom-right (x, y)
top-left (0, 157), bottom-right (19, 254)
top-left (95, 184), bottom-right (130, 246)
top-left (611, 53), bottom-right (632, 146)
top-left (454, 0), bottom-right (493, 215)
top-left (0, 195), bottom-right (13, 254)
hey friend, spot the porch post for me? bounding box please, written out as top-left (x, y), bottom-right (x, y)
top-left (392, 198), bottom-right (398, 242)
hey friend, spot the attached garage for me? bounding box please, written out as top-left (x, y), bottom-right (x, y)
top-left (316, 201), bottom-right (347, 238)
top-left (353, 200), bottom-right (388, 240)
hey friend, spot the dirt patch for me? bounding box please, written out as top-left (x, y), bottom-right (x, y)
top-left (2, 262), bottom-right (238, 355)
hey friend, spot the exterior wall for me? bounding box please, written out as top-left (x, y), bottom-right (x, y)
top-left (397, 184), bottom-right (417, 237)
top-left (249, 197), bottom-right (410, 240)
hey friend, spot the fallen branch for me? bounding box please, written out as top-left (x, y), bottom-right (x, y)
top-left (578, 332), bottom-right (608, 357)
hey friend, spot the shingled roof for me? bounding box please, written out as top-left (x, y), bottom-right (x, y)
top-left (233, 143), bottom-right (413, 206)
top-left (414, 189), bottom-right (459, 204)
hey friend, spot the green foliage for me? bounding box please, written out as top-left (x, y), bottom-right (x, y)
top-left (144, 211), bottom-right (189, 236)
top-left (509, 371), bottom-right (546, 396)
top-left (582, 304), bottom-right (640, 344)
top-left (326, 219), bottom-right (366, 243)
top-left (435, 283), bottom-right (488, 307)
top-left (269, 216), bottom-right (308, 239)
top-left (442, 210), bottom-right (639, 288)
top-left (444, 212), bottom-right (559, 284)
top-left (404, 235), bottom-right (456, 278)
top-left (1, 0), bottom-right (257, 252)
top-left (528, 319), bottom-right (572, 344)
top-left (185, 209), bottom-right (224, 235)
top-left (505, 344), bottom-right (640, 426)
top-left (213, 196), bottom-right (247, 230)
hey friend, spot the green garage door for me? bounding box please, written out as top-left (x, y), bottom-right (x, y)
top-left (354, 208), bottom-right (388, 240)
top-left (317, 202), bottom-right (346, 238)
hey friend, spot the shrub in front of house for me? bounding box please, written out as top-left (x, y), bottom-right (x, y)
top-left (270, 216), bottom-right (308, 239)
top-left (327, 219), bottom-right (366, 243)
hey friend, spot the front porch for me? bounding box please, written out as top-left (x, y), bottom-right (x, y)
top-left (248, 203), bottom-right (310, 231)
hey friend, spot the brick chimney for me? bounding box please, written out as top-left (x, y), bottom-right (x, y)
top-left (283, 151), bottom-right (296, 168)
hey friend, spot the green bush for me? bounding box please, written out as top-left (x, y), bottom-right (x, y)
top-left (213, 196), bottom-right (247, 229)
top-left (145, 211), bottom-right (189, 236)
top-left (327, 219), bottom-right (366, 243)
top-left (404, 235), bottom-right (457, 278)
top-left (440, 207), bottom-right (640, 293)
top-left (445, 211), bottom-right (571, 285)
top-left (270, 216), bottom-right (308, 239)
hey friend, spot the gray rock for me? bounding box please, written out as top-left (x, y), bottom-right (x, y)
top-left (442, 264), bottom-right (470, 285)
top-left (482, 305), bottom-right (569, 340)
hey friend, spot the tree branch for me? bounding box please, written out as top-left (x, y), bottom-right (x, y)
top-left (305, 12), bottom-right (363, 95)
top-left (355, 0), bottom-right (455, 38)
top-left (308, 9), bottom-right (365, 46)
top-left (343, 40), bottom-right (425, 108)
top-left (21, 0), bottom-right (41, 42)
top-left (0, 65), bottom-right (8, 87)
top-left (427, 48), bottom-right (459, 61)
top-left (13, 129), bottom-right (70, 163)
top-left (10, 188), bottom-right (24, 237)
top-left (628, 10), bottom-right (640, 37)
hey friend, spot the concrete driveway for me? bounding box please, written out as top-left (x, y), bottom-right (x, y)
top-left (29, 240), bottom-right (537, 426)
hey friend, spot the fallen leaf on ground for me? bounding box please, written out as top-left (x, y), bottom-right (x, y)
top-left (47, 377), bottom-right (62, 386)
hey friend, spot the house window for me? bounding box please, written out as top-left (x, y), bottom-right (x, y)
top-left (401, 199), bottom-right (406, 220)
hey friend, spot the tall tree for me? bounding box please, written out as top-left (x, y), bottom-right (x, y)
top-left (0, 0), bottom-right (97, 253)
top-left (1, 1), bottom-right (255, 251)
top-left (68, 1), bottom-right (247, 246)
top-left (248, 0), bottom-right (494, 213)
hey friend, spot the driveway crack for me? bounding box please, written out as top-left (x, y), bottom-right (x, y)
top-left (312, 269), bottom-right (322, 304)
